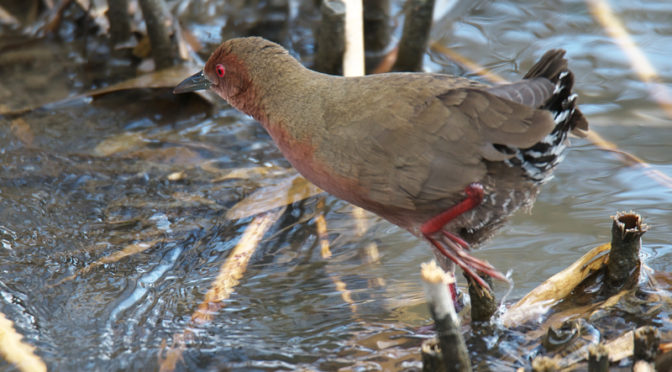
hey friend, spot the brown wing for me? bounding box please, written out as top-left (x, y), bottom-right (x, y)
top-left (317, 75), bottom-right (556, 210)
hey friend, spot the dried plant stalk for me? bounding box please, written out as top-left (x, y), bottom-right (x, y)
top-left (314, 0), bottom-right (345, 74)
top-left (421, 260), bottom-right (471, 372)
top-left (465, 271), bottom-right (496, 322)
top-left (159, 208), bottom-right (284, 371)
top-left (363, 0), bottom-right (390, 72)
top-left (343, 0), bottom-right (364, 76)
top-left (421, 338), bottom-right (445, 371)
top-left (107, 0), bottom-right (131, 45)
top-left (606, 212), bottom-right (647, 290)
top-left (633, 326), bottom-right (660, 370)
top-left (138, 0), bottom-right (179, 69)
top-left (393, 0), bottom-right (435, 72)
top-left (588, 343), bottom-right (609, 372)
top-left (0, 312), bottom-right (46, 372)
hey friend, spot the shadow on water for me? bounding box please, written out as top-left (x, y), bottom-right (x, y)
top-left (0, 0), bottom-right (671, 370)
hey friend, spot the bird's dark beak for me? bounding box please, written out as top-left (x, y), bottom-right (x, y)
top-left (173, 70), bottom-right (211, 94)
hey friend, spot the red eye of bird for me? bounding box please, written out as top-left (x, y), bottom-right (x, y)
top-left (215, 64), bottom-right (225, 77)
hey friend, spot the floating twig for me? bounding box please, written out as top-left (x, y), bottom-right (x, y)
top-left (501, 243), bottom-right (611, 327)
top-left (587, 0), bottom-right (672, 118)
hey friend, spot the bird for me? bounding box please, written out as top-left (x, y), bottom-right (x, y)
top-left (174, 37), bottom-right (588, 290)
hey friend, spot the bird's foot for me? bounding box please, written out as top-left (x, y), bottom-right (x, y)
top-left (425, 234), bottom-right (507, 291)
top-left (420, 183), bottom-right (508, 290)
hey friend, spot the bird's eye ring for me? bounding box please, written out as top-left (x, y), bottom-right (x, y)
top-left (215, 64), bottom-right (226, 77)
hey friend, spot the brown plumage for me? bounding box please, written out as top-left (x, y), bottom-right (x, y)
top-left (175, 37), bottom-right (588, 289)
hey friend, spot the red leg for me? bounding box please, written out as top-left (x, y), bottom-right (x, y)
top-left (421, 183), bottom-right (507, 290)
top-left (420, 183), bottom-right (484, 236)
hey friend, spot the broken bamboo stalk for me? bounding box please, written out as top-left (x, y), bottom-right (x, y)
top-left (363, 0), bottom-right (390, 73)
top-left (314, 0), bottom-right (345, 74)
top-left (606, 211), bottom-right (647, 290)
top-left (421, 338), bottom-right (445, 372)
top-left (587, 343), bottom-right (609, 372)
top-left (531, 355), bottom-right (559, 372)
top-left (421, 260), bottom-right (471, 372)
top-left (107, 0), bottom-right (131, 46)
top-left (343, 0), bottom-right (364, 76)
top-left (393, 0), bottom-right (435, 71)
top-left (138, 0), bottom-right (179, 69)
top-left (633, 326), bottom-right (659, 372)
top-left (465, 271), bottom-right (497, 323)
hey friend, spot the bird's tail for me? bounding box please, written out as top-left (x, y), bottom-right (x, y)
top-left (504, 50), bottom-right (590, 182)
top-left (524, 49), bottom-right (589, 138)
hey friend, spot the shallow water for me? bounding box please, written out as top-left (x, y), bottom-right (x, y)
top-left (0, 0), bottom-right (671, 370)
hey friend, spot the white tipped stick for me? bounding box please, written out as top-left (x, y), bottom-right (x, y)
top-left (420, 261), bottom-right (471, 372)
top-left (343, 0), bottom-right (364, 77)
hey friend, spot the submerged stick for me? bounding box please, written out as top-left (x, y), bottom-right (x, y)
top-left (393, 0), bottom-right (435, 71)
top-left (421, 261), bottom-right (471, 372)
top-left (159, 208), bottom-right (285, 371)
top-left (606, 211), bottom-right (647, 289)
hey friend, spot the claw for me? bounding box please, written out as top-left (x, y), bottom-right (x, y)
top-left (427, 236), bottom-right (492, 290)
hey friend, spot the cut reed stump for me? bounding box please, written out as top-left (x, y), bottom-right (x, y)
top-left (587, 343), bottom-right (609, 372)
top-left (633, 326), bottom-right (659, 372)
top-left (420, 261), bottom-right (471, 372)
top-left (138, 0), bottom-right (180, 69)
top-left (465, 271), bottom-right (497, 323)
top-left (606, 211), bottom-right (647, 291)
top-left (314, 0), bottom-right (345, 74)
top-left (393, 0), bottom-right (435, 71)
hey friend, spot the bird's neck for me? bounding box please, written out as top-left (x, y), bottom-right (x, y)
top-left (227, 56), bottom-right (335, 148)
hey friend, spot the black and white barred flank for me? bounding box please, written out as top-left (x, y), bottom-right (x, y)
top-left (507, 71), bottom-right (578, 182)
top-left (494, 50), bottom-right (589, 182)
